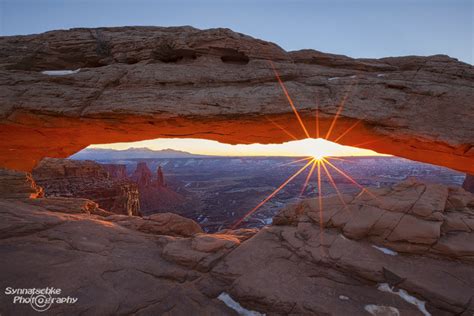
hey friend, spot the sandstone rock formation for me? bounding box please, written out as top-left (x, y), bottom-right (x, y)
top-left (131, 162), bottom-right (153, 187)
top-left (102, 163), bottom-right (128, 179)
top-left (463, 174), bottom-right (474, 193)
top-left (130, 161), bottom-right (186, 215)
top-left (0, 168), bottom-right (43, 199)
top-left (1, 180), bottom-right (473, 315)
top-left (0, 198), bottom-right (235, 315)
top-left (33, 158), bottom-right (141, 216)
top-left (273, 179), bottom-right (474, 261)
top-left (107, 212), bottom-right (204, 237)
top-left (157, 165), bottom-right (165, 187)
top-left (0, 27), bottom-right (472, 174)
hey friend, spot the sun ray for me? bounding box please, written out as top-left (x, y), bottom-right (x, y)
top-left (299, 160), bottom-right (317, 197)
top-left (324, 102), bottom-right (344, 141)
top-left (324, 156), bottom-right (347, 162)
top-left (322, 158), bottom-right (377, 198)
top-left (325, 79), bottom-right (357, 140)
top-left (231, 159), bottom-right (314, 229)
top-left (269, 61), bottom-right (310, 139)
top-left (349, 138), bottom-right (383, 148)
top-left (316, 109), bottom-right (320, 139)
top-left (277, 156), bottom-right (313, 167)
top-left (316, 160), bottom-right (325, 244)
top-left (320, 160), bottom-right (350, 211)
top-left (333, 118), bottom-right (364, 143)
top-left (265, 116), bottom-right (298, 141)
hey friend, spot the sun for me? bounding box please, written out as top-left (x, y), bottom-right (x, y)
top-left (311, 151), bottom-right (325, 161)
top-left (230, 61), bottom-right (378, 229)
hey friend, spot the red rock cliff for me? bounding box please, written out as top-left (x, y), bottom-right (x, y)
top-left (33, 158), bottom-right (141, 216)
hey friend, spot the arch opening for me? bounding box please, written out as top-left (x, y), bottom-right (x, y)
top-left (41, 137), bottom-right (463, 232)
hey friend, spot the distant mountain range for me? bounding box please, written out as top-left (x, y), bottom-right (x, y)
top-left (70, 148), bottom-right (208, 160)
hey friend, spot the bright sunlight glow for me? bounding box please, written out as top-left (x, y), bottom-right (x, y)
top-left (89, 138), bottom-right (387, 157)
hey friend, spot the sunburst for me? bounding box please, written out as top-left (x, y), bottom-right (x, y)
top-left (231, 61), bottom-right (376, 229)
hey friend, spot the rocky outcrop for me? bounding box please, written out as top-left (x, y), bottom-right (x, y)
top-left (102, 163), bottom-right (127, 179)
top-left (131, 162), bottom-right (153, 187)
top-left (0, 198), bottom-right (235, 315)
top-left (33, 158), bottom-right (140, 216)
top-left (0, 168), bottom-right (43, 199)
top-left (131, 162), bottom-right (186, 215)
top-left (273, 179), bottom-right (474, 261)
top-left (1, 180), bottom-right (473, 315)
top-left (463, 174), bottom-right (474, 193)
top-left (0, 27), bottom-right (472, 173)
top-left (157, 165), bottom-right (165, 187)
top-left (107, 212), bottom-right (203, 237)
top-left (212, 224), bottom-right (474, 315)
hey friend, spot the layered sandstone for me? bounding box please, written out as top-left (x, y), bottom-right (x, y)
top-left (273, 179), bottom-right (474, 261)
top-left (0, 27), bottom-right (472, 174)
top-left (0, 168), bottom-right (43, 199)
top-left (32, 158), bottom-right (141, 216)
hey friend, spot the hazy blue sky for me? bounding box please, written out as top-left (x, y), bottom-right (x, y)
top-left (1, 0), bottom-right (472, 64)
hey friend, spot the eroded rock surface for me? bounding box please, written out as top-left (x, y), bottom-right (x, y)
top-left (33, 158), bottom-right (141, 216)
top-left (1, 179), bottom-right (473, 315)
top-left (274, 179), bottom-right (474, 261)
top-left (107, 212), bottom-right (204, 237)
top-left (0, 198), bottom-right (235, 315)
top-left (463, 174), bottom-right (474, 193)
top-left (0, 168), bottom-right (43, 199)
top-left (0, 27), bottom-right (473, 173)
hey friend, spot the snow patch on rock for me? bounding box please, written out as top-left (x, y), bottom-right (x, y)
top-left (372, 245), bottom-right (398, 256)
top-left (377, 283), bottom-right (431, 316)
top-left (218, 292), bottom-right (264, 316)
top-left (365, 304), bottom-right (400, 316)
top-left (41, 69), bottom-right (81, 76)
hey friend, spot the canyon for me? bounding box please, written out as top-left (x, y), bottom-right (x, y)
top-left (0, 170), bottom-right (473, 315)
top-left (31, 158), bottom-right (189, 218)
top-left (32, 158), bottom-right (141, 216)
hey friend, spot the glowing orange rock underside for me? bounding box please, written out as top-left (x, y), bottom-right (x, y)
top-left (231, 63), bottom-right (378, 228)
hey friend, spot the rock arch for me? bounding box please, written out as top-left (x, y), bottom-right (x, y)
top-left (0, 26), bottom-right (473, 174)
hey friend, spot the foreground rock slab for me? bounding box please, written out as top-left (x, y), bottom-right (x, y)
top-left (0, 199), bottom-right (237, 315)
top-left (1, 179), bottom-right (473, 315)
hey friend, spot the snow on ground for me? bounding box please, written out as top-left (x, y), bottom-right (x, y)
top-left (372, 245), bottom-right (398, 256)
top-left (218, 292), bottom-right (264, 316)
top-left (378, 283), bottom-right (431, 316)
top-left (377, 74), bottom-right (385, 77)
top-left (365, 304), bottom-right (400, 316)
top-left (338, 295), bottom-right (349, 300)
top-left (41, 69), bottom-right (81, 76)
top-left (328, 77), bottom-right (341, 81)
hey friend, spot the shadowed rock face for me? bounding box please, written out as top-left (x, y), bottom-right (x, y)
top-left (463, 174), bottom-right (474, 193)
top-left (32, 158), bottom-right (141, 216)
top-left (0, 26), bottom-right (473, 173)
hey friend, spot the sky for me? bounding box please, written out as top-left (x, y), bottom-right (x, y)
top-left (1, 0), bottom-right (471, 157)
top-left (90, 138), bottom-right (386, 157)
